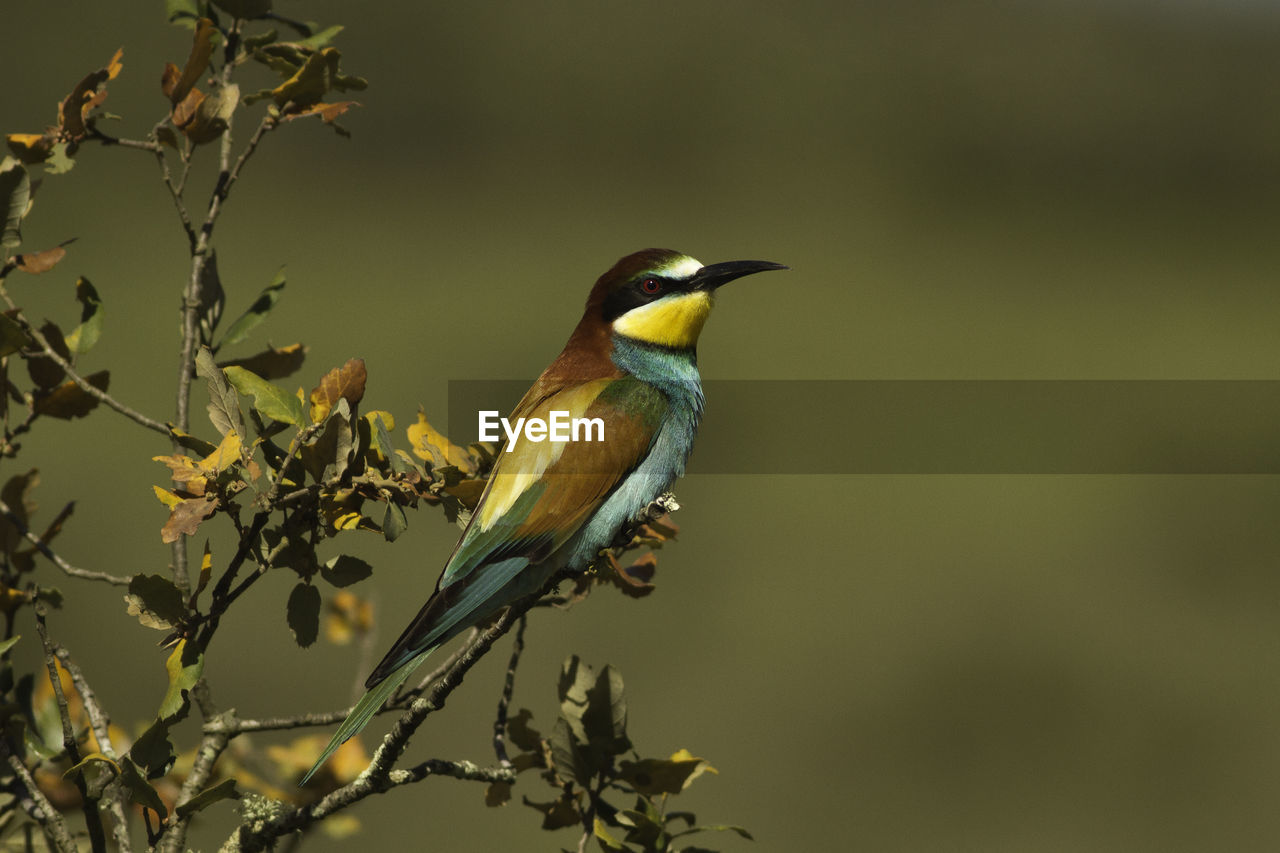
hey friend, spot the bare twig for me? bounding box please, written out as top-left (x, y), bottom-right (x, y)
top-left (0, 498), bottom-right (131, 586)
top-left (148, 122), bottom-right (197, 250)
top-left (493, 614), bottom-right (528, 766)
top-left (53, 646), bottom-right (132, 852)
top-left (2, 744), bottom-right (79, 853)
top-left (89, 129), bottom-right (164, 153)
top-left (158, 714), bottom-right (232, 853)
top-left (33, 607), bottom-right (107, 853)
top-left (174, 114), bottom-right (277, 436)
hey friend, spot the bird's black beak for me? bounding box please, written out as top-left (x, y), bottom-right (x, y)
top-left (691, 259), bottom-right (788, 291)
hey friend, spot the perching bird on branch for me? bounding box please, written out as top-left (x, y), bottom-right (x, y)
top-left (303, 248), bottom-right (786, 782)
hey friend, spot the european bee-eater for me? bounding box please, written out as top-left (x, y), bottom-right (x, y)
top-left (303, 248), bottom-right (786, 782)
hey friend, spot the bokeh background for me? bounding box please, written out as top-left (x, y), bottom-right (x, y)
top-left (6, 1), bottom-right (1280, 849)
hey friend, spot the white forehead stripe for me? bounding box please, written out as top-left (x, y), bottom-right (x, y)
top-left (656, 255), bottom-right (703, 278)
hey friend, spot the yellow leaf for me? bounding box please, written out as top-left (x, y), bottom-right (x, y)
top-left (331, 511), bottom-right (362, 531)
top-left (153, 453), bottom-right (208, 495)
top-left (199, 429), bottom-right (242, 475)
top-left (197, 540), bottom-right (213, 597)
top-left (668, 748), bottom-right (717, 787)
top-left (407, 409), bottom-right (473, 472)
top-left (324, 590), bottom-right (372, 645)
top-left (5, 133), bottom-right (53, 165)
top-left (152, 485), bottom-right (183, 508)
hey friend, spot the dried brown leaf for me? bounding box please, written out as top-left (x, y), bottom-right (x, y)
top-left (309, 358), bottom-right (365, 422)
top-left (160, 496), bottom-right (217, 544)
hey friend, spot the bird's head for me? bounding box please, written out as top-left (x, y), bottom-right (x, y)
top-left (585, 248), bottom-right (787, 350)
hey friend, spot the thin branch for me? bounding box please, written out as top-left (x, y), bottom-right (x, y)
top-left (33, 607), bottom-right (107, 853)
top-left (52, 646), bottom-right (132, 852)
top-left (158, 715), bottom-right (232, 853)
top-left (389, 758), bottom-right (515, 787)
top-left (207, 708), bottom-right (353, 735)
top-left (219, 601), bottom-right (539, 853)
top-left (2, 302), bottom-right (170, 437)
top-left (0, 498), bottom-right (131, 586)
top-left (174, 113), bottom-right (277, 436)
top-left (493, 614), bottom-right (528, 767)
top-left (148, 123), bottom-right (197, 251)
top-left (2, 745), bottom-right (79, 853)
top-left (89, 128), bottom-right (164, 153)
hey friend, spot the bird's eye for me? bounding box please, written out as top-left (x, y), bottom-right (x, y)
top-left (641, 278), bottom-right (662, 294)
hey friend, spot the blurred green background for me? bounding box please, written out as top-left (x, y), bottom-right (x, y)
top-left (6, 1), bottom-right (1280, 849)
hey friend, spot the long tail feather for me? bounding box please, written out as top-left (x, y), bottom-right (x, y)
top-left (300, 647), bottom-right (435, 785)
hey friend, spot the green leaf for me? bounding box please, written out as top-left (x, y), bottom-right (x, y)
top-left (594, 817), bottom-right (626, 850)
top-left (287, 582), bottom-right (319, 647)
top-left (220, 268), bottom-right (285, 347)
top-left (176, 777), bottom-right (239, 818)
top-left (270, 47), bottom-right (365, 110)
top-left (243, 28), bottom-right (279, 49)
top-left (159, 638), bottom-right (204, 720)
top-left (558, 655), bottom-right (595, 743)
top-left (548, 716), bottom-right (590, 788)
top-left (44, 142), bottom-right (75, 175)
top-left (618, 751), bottom-right (717, 797)
top-left (196, 346), bottom-right (244, 437)
top-left (0, 157), bottom-right (31, 251)
top-left (119, 757), bottom-right (167, 817)
top-left (320, 555), bottom-right (372, 587)
top-left (130, 719), bottom-right (176, 777)
top-left (124, 574), bottom-right (187, 630)
top-left (63, 277), bottom-right (103, 356)
top-left (300, 396), bottom-right (352, 482)
top-left (165, 0), bottom-right (202, 28)
top-left (0, 635), bottom-right (19, 656)
top-left (224, 365), bottom-right (305, 426)
top-left (581, 664), bottom-right (629, 760)
top-left (293, 24), bottom-right (344, 50)
top-left (184, 82), bottom-right (240, 145)
top-left (381, 500), bottom-right (407, 543)
top-left (63, 752), bottom-right (118, 783)
top-left (0, 313), bottom-right (32, 358)
top-left (671, 824), bottom-right (755, 842)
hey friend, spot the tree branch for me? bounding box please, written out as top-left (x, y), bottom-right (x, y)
top-left (2, 303), bottom-right (171, 437)
top-left (0, 498), bottom-right (131, 586)
top-left (219, 601), bottom-right (538, 852)
top-left (33, 606), bottom-right (107, 853)
top-left (2, 744), bottom-right (79, 853)
top-left (493, 614), bottom-right (528, 766)
top-left (147, 122), bottom-right (197, 251)
top-left (52, 646), bottom-right (132, 852)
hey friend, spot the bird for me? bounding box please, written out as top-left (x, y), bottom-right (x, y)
top-left (302, 248), bottom-right (786, 783)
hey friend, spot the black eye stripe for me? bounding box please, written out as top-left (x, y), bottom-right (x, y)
top-left (601, 274), bottom-right (683, 322)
